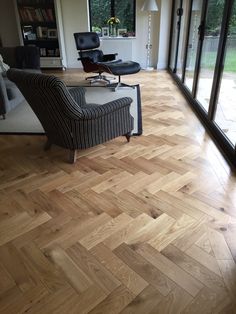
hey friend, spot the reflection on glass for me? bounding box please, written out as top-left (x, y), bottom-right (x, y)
top-left (196, 0), bottom-right (224, 111)
top-left (215, 1), bottom-right (236, 145)
top-left (184, 0), bottom-right (203, 91)
top-left (170, 0), bottom-right (180, 70)
top-left (176, 0), bottom-right (191, 79)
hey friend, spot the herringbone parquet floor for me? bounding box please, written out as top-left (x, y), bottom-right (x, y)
top-left (0, 70), bottom-right (236, 314)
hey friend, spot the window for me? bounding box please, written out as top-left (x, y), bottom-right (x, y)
top-left (168, 0), bottom-right (236, 167)
top-left (89, 0), bottom-right (136, 36)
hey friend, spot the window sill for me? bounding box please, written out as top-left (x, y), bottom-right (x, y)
top-left (100, 36), bottom-right (136, 40)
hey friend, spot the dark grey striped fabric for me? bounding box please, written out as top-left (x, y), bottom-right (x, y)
top-left (7, 69), bottom-right (134, 150)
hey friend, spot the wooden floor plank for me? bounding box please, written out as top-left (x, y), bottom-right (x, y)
top-left (88, 285), bottom-right (135, 314)
top-left (90, 242), bottom-right (148, 295)
top-left (0, 70), bottom-right (235, 312)
top-left (48, 245), bottom-right (93, 293)
top-left (162, 245), bottom-right (226, 293)
top-left (134, 243), bottom-right (203, 297)
top-left (66, 243), bottom-right (120, 294)
top-left (185, 244), bottom-right (221, 276)
top-left (148, 214), bottom-right (196, 251)
top-left (120, 285), bottom-right (163, 314)
top-left (114, 243), bottom-right (177, 296)
top-left (149, 286), bottom-right (193, 314)
top-left (0, 243), bottom-right (36, 292)
top-left (79, 213), bottom-right (133, 250)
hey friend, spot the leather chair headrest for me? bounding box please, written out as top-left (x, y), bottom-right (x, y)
top-left (74, 32), bottom-right (100, 50)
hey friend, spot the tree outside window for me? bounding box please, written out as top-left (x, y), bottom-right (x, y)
top-left (89, 0), bottom-right (136, 36)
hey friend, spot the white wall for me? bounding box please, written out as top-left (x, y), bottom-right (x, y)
top-left (0, 0), bottom-right (171, 69)
top-left (60, 0), bottom-right (161, 69)
top-left (157, 0), bottom-right (172, 69)
top-left (60, 0), bottom-right (89, 68)
top-left (0, 0), bottom-right (20, 47)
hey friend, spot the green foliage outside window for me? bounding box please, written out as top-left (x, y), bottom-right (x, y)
top-left (206, 0), bottom-right (236, 35)
top-left (89, 0), bottom-right (135, 36)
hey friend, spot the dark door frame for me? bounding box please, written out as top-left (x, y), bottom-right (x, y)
top-left (168, 0), bottom-right (236, 169)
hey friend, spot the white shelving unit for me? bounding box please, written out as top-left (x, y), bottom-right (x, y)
top-left (15, 0), bottom-right (67, 69)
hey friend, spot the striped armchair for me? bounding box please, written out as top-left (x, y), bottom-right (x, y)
top-left (7, 69), bottom-right (134, 163)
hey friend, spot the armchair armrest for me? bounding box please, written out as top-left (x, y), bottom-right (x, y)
top-left (69, 87), bottom-right (86, 105)
top-left (102, 53), bottom-right (118, 62)
top-left (82, 97), bottom-right (133, 120)
top-left (77, 56), bottom-right (95, 63)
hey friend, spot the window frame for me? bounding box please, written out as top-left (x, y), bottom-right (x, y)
top-left (168, 0), bottom-right (236, 168)
top-left (88, 0), bottom-right (136, 35)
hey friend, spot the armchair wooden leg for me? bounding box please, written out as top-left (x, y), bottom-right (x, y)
top-left (69, 150), bottom-right (77, 164)
top-left (44, 139), bottom-right (52, 151)
top-left (125, 132), bottom-right (131, 143)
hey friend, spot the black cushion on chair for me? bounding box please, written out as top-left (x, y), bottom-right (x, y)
top-left (101, 61), bottom-right (141, 76)
top-left (74, 32), bottom-right (100, 50)
top-left (15, 46), bottom-right (40, 69)
top-left (80, 50), bottom-right (104, 63)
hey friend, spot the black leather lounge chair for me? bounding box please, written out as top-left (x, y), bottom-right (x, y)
top-left (74, 32), bottom-right (141, 90)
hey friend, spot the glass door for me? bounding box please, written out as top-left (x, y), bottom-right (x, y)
top-left (214, 0), bottom-right (236, 145)
top-left (169, 0), bottom-right (182, 71)
top-left (195, 0), bottom-right (226, 111)
top-left (168, 0), bottom-right (236, 167)
top-left (184, 0), bottom-right (203, 92)
top-left (176, 0), bottom-right (191, 79)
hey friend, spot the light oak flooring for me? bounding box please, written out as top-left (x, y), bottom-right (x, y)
top-left (0, 69), bottom-right (236, 313)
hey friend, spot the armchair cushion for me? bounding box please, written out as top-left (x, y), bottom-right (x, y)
top-left (0, 46), bottom-right (41, 117)
top-left (81, 97), bottom-right (133, 120)
top-left (0, 54), bottom-right (10, 73)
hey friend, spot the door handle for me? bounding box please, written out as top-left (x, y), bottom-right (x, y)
top-left (198, 22), bottom-right (205, 41)
top-left (177, 8), bottom-right (183, 16)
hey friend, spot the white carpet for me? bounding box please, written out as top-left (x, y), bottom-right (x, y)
top-left (0, 85), bottom-right (142, 135)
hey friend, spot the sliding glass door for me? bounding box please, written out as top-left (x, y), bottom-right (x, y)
top-left (184, 0), bottom-right (203, 92)
top-left (168, 0), bottom-right (236, 167)
top-left (176, 0), bottom-right (191, 78)
top-left (196, 0), bottom-right (225, 111)
top-left (214, 0), bottom-right (236, 145)
top-left (169, 0), bottom-right (181, 71)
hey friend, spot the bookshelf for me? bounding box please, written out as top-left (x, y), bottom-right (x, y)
top-left (15, 0), bottom-right (67, 69)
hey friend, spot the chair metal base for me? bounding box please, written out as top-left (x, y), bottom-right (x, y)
top-left (107, 75), bottom-right (136, 91)
top-left (108, 82), bottom-right (136, 92)
top-left (85, 74), bottom-right (114, 85)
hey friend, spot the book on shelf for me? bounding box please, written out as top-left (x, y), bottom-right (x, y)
top-left (35, 9), bottom-right (44, 22)
top-left (17, 0), bottom-right (54, 4)
top-left (40, 48), bottom-right (46, 57)
top-left (47, 49), bottom-right (55, 57)
top-left (18, 7), bottom-right (55, 23)
top-left (36, 26), bottom-right (48, 38)
top-left (55, 48), bottom-right (60, 57)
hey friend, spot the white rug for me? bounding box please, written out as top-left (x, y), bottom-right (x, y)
top-left (0, 85), bottom-right (142, 135)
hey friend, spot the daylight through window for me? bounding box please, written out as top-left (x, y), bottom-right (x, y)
top-left (89, 0), bottom-right (136, 36)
